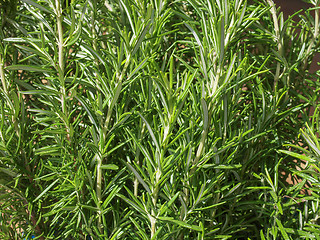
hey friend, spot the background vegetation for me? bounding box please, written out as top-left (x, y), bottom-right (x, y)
top-left (0, 0), bottom-right (319, 239)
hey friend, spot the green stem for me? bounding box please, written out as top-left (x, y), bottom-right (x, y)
top-left (190, 128), bottom-right (208, 176)
top-left (96, 154), bottom-right (103, 233)
top-left (266, 0), bottom-right (282, 92)
top-left (103, 55), bottom-right (129, 134)
top-left (0, 53), bottom-right (20, 137)
top-left (150, 186), bottom-right (159, 238)
top-left (55, 0), bottom-right (73, 142)
top-left (315, 6), bottom-right (319, 41)
top-left (55, 0), bottom-right (67, 115)
top-left (150, 214), bottom-right (156, 239)
top-left (96, 31), bottom-right (130, 238)
top-left (183, 127), bottom-right (208, 211)
top-left (91, 0), bottom-right (98, 53)
top-left (91, 0), bottom-right (100, 74)
top-left (134, 142), bottom-right (142, 197)
top-left (303, 2), bottom-right (319, 70)
top-left (89, 0), bottom-right (104, 233)
top-left (0, 54), bottom-right (7, 94)
top-left (56, 0), bottom-right (64, 76)
top-left (150, 155), bottom-right (162, 238)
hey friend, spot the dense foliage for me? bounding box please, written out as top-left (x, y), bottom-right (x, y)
top-left (0, 0), bottom-right (320, 239)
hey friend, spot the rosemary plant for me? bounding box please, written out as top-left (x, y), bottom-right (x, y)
top-left (0, 0), bottom-right (319, 239)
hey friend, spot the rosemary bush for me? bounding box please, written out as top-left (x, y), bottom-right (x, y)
top-left (0, 0), bottom-right (319, 239)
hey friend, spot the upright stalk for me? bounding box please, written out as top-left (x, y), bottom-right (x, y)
top-left (150, 186), bottom-right (159, 238)
top-left (96, 37), bottom-right (130, 236)
top-left (55, 0), bottom-right (67, 120)
top-left (0, 54), bottom-right (7, 93)
top-left (133, 121), bottom-right (146, 196)
top-left (56, 1), bottom-right (64, 76)
top-left (55, 0), bottom-right (73, 144)
top-left (91, 0), bottom-right (98, 54)
top-left (303, 1), bottom-right (319, 70)
top-left (266, 0), bottom-right (282, 92)
top-left (133, 148), bottom-right (140, 197)
top-left (180, 126), bottom-right (208, 240)
top-left (190, 128), bottom-right (208, 176)
top-left (96, 153), bottom-right (103, 234)
top-left (87, 1), bottom-right (105, 233)
top-left (188, 101), bottom-right (209, 194)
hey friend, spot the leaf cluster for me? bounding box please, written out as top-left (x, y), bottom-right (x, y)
top-left (0, 0), bottom-right (320, 239)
